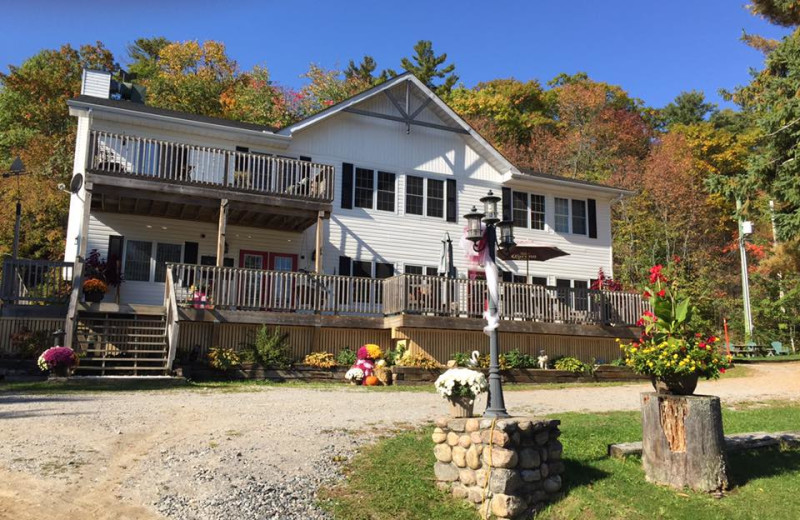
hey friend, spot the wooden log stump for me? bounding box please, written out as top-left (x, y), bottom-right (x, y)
top-left (640, 392), bottom-right (729, 492)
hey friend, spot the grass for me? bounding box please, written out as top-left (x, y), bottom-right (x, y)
top-left (320, 401), bottom-right (800, 520)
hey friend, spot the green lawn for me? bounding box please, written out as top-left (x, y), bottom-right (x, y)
top-left (319, 401), bottom-right (800, 520)
top-left (733, 353), bottom-right (800, 363)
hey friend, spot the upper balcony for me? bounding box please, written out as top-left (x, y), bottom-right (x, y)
top-left (85, 130), bottom-right (334, 230)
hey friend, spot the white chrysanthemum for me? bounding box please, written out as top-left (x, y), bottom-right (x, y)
top-left (345, 368), bottom-right (365, 381)
top-left (434, 368), bottom-right (487, 400)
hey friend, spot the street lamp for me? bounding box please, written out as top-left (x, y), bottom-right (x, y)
top-left (464, 190), bottom-right (516, 418)
top-left (739, 219), bottom-right (754, 341)
top-left (1, 157), bottom-right (26, 259)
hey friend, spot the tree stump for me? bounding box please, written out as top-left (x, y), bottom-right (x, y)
top-left (640, 392), bottom-right (729, 492)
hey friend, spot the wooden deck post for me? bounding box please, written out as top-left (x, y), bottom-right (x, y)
top-left (216, 199), bottom-right (229, 267)
top-left (64, 180), bottom-right (93, 349)
top-left (314, 210), bottom-right (324, 274)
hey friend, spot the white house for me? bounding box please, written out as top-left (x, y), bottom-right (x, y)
top-left (1, 70), bottom-right (645, 374)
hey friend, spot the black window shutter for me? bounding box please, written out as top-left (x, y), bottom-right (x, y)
top-left (338, 256), bottom-right (352, 277)
top-left (183, 242), bottom-right (199, 264)
top-left (587, 198), bottom-right (597, 239)
top-left (107, 235), bottom-right (124, 284)
top-left (341, 163), bottom-right (354, 209)
top-left (501, 270), bottom-right (513, 283)
top-left (501, 187), bottom-right (512, 221)
top-left (446, 179), bottom-right (457, 222)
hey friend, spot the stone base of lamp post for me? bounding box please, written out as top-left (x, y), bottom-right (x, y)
top-left (433, 416), bottom-right (563, 520)
top-left (641, 392), bottom-right (729, 492)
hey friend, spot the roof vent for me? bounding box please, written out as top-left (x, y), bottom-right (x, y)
top-left (81, 69), bottom-right (112, 99)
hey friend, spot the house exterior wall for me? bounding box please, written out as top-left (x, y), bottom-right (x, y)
top-left (287, 101), bottom-right (616, 285)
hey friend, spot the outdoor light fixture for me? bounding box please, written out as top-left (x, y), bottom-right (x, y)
top-left (480, 190), bottom-right (501, 225)
top-left (464, 205), bottom-right (485, 243)
top-left (497, 220), bottom-right (515, 250)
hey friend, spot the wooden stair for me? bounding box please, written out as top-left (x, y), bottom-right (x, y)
top-left (74, 310), bottom-right (170, 376)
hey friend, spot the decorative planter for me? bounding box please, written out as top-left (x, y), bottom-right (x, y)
top-left (84, 291), bottom-right (104, 303)
top-left (651, 373), bottom-right (699, 395)
top-left (447, 396), bottom-right (475, 418)
top-left (50, 365), bottom-right (71, 378)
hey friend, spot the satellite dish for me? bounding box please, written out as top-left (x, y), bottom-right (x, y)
top-left (69, 173), bottom-right (83, 194)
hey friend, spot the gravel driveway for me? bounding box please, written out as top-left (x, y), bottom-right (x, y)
top-left (1, 362), bottom-right (798, 520)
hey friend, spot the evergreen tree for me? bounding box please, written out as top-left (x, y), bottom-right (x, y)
top-left (398, 40), bottom-right (458, 94)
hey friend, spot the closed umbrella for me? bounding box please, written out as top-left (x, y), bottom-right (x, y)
top-left (438, 232), bottom-right (456, 313)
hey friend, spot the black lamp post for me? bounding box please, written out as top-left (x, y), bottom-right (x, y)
top-left (2, 157), bottom-right (26, 259)
top-left (464, 190), bottom-right (515, 418)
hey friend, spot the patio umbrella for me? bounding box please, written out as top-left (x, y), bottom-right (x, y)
top-left (497, 240), bottom-right (569, 280)
top-left (437, 232), bottom-right (456, 313)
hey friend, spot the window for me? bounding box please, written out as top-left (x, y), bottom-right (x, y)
top-left (573, 280), bottom-right (589, 311)
top-left (124, 241), bottom-right (152, 282)
top-left (555, 198), bottom-right (570, 233)
top-left (352, 260), bottom-right (372, 278)
top-left (375, 262), bottom-right (394, 279)
top-left (572, 200), bottom-right (587, 235)
top-left (512, 192), bottom-right (528, 228)
top-left (426, 266), bottom-right (439, 276)
top-left (155, 243), bottom-right (182, 282)
top-left (354, 167), bottom-right (374, 208)
top-left (377, 171), bottom-right (396, 212)
top-left (530, 194), bottom-right (545, 230)
top-left (531, 277), bottom-right (547, 286)
top-left (404, 265), bottom-right (423, 275)
top-left (512, 274), bottom-right (527, 284)
top-left (406, 176), bottom-right (424, 215)
top-left (427, 179), bottom-right (444, 218)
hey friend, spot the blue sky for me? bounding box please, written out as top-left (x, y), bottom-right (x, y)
top-left (1, 0), bottom-right (791, 108)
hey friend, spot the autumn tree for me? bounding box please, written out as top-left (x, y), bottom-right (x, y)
top-left (748, 0), bottom-right (800, 26)
top-left (660, 91), bottom-right (718, 127)
top-left (145, 40), bottom-right (238, 116)
top-left (220, 66), bottom-right (295, 128)
top-left (126, 36), bottom-right (171, 80)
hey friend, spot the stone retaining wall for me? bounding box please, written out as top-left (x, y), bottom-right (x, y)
top-left (433, 416), bottom-right (564, 519)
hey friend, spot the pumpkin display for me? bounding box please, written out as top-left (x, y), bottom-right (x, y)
top-left (364, 375), bottom-right (380, 386)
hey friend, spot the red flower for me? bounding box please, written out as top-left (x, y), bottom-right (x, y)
top-left (649, 264), bottom-right (667, 284)
top-left (698, 342), bottom-right (707, 350)
top-left (708, 336), bottom-right (718, 343)
top-left (657, 289), bottom-right (666, 298)
top-left (642, 290), bottom-right (652, 299)
top-left (720, 367), bottom-right (726, 374)
top-left (672, 255), bottom-right (681, 264)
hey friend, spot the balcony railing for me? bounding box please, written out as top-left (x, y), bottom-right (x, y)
top-left (88, 130), bottom-right (335, 202)
top-left (1, 259), bottom-right (74, 305)
top-left (169, 264), bottom-right (648, 326)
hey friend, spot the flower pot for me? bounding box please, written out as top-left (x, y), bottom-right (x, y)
top-left (51, 365), bottom-right (70, 378)
top-left (448, 396), bottom-right (475, 418)
top-left (651, 373), bottom-right (699, 395)
top-left (84, 291), bottom-right (104, 303)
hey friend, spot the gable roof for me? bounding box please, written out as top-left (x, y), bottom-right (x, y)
top-left (278, 72), bottom-right (518, 175)
top-left (515, 168), bottom-right (634, 196)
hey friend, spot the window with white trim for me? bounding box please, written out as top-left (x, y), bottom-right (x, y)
top-left (530, 194), bottom-right (545, 230)
top-left (377, 172), bottom-right (396, 211)
top-left (354, 168), bottom-right (374, 208)
top-left (512, 192), bottom-right (528, 228)
top-left (554, 197), bottom-right (587, 235)
top-left (155, 243), bottom-right (182, 282)
top-left (406, 176), bottom-right (424, 215)
top-left (427, 179), bottom-right (444, 218)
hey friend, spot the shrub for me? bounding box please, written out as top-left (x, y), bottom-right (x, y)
top-left (37, 346), bottom-right (79, 371)
top-left (452, 351), bottom-right (471, 367)
top-left (554, 356), bottom-right (590, 373)
top-left (610, 357), bottom-right (627, 367)
top-left (303, 351), bottom-right (336, 368)
top-left (208, 346), bottom-right (240, 371)
top-left (501, 349), bottom-right (536, 369)
top-left (252, 326), bottom-right (291, 368)
top-left (9, 329), bottom-right (50, 359)
top-left (336, 347), bottom-right (357, 367)
top-left (383, 348), bottom-right (399, 366)
top-left (398, 351), bottom-right (440, 369)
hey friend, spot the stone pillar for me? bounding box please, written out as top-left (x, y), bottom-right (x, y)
top-left (433, 416), bottom-right (563, 520)
top-left (641, 392), bottom-right (729, 492)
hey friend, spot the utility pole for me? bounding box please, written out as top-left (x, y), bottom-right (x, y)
top-left (736, 199), bottom-right (754, 343)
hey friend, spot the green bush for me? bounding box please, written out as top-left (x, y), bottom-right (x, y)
top-left (554, 356), bottom-right (590, 373)
top-left (251, 326), bottom-right (291, 368)
top-left (336, 347), bottom-right (356, 367)
top-left (610, 357), bottom-right (627, 367)
top-left (451, 351), bottom-right (471, 367)
top-left (501, 349), bottom-right (536, 369)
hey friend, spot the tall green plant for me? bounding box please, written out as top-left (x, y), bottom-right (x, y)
top-left (252, 326), bottom-right (291, 369)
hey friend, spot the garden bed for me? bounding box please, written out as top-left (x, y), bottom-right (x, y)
top-left (391, 365), bottom-right (649, 385)
top-left (0, 359), bottom-right (44, 381)
top-left (177, 363), bottom-right (350, 382)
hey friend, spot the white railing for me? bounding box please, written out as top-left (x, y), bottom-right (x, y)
top-left (88, 130), bottom-right (335, 202)
top-left (164, 267), bottom-right (180, 369)
top-left (167, 264), bottom-right (649, 325)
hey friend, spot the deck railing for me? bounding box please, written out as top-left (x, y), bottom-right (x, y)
top-left (168, 264), bottom-right (648, 326)
top-left (88, 130), bottom-right (335, 202)
top-left (0, 259), bottom-right (74, 305)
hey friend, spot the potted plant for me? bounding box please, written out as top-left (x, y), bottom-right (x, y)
top-left (82, 278), bottom-right (108, 303)
top-left (434, 368), bottom-right (488, 418)
top-left (37, 346), bottom-right (79, 378)
top-left (619, 264), bottom-right (731, 395)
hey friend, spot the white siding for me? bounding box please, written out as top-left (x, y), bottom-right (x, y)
top-left (64, 114), bottom-right (90, 263)
top-left (86, 212), bottom-right (307, 305)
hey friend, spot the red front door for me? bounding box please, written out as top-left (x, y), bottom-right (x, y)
top-left (239, 250), bottom-right (270, 308)
top-left (269, 253), bottom-right (298, 309)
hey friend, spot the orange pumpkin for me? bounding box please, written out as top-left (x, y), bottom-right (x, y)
top-left (364, 375), bottom-right (380, 386)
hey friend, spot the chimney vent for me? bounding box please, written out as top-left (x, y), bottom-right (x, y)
top-left (81, 69), bottom-right (111, 99)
